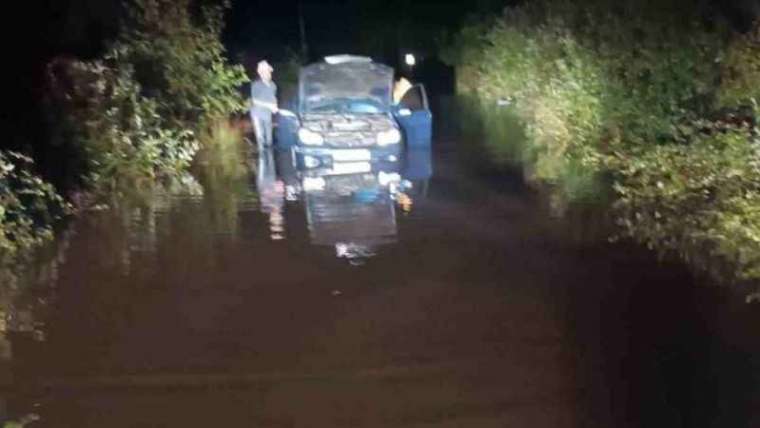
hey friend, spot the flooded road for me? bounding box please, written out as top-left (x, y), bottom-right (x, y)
top-left (2, 124), bottom-right (759, 427)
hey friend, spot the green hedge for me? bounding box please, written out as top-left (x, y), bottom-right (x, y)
top-left (448, 0), bottom-right (760, 284)
top-left (2, 0), bottom-right (250, 262)
top-left (45, 0), bottom-right (249, 198)
top-left (0, 152), bottom-right (68, 257)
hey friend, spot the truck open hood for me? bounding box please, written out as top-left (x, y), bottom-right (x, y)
top-left (299, 60), bottom-right (394, 114)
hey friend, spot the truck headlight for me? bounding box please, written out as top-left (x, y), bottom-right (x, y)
top-left (298, 128), bottom-right (324, 145)
top-left (376, 128), bottom-right (401, 146)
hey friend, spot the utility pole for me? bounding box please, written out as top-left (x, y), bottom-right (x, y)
top-left (298, 0), bottom-right (308, 60)
top-left (397, 0), bottom-right (412, 76)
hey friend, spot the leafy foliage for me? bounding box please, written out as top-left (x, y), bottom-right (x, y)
top-left (448, 0), bottom-right (725, 180)
top-left (116, 0), bottom-right (249, 126)
top-left (0, 152), bottom-right (68, 257)
top-left (192, 119), bottom-right (252, 236)
top-left (45, 0), bottom-right (249, 199)
top-left (55, 59), bottom-right (199, 195)
top-left (448, 0), bottom-right (760, 284)
top-left (718, 21), bottom-right (760, 112)
top-left (610, 129), bottom-right (760, 281)
top-left (2, 0), bottom-right (249, 264)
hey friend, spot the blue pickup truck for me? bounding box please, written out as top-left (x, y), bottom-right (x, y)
top-left (275, 55), bottom-right (432, 173)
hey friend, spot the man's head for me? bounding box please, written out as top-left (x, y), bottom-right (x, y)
top-left (257, 60), bottom-right (274, 82)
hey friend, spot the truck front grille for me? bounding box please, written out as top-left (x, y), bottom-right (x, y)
top-left (325, 133), bottom-right (376, 147)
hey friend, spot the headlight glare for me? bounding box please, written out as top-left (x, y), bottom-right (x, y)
top-left (377, 128), bottom-right (401, 146)
top-left (298, 128), bottom-right (324, 145)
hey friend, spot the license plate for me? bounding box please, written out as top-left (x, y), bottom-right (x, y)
top-left (329, 162), bottom-right (371, 175)
top-left (331, 149), bottom-right (371, 162)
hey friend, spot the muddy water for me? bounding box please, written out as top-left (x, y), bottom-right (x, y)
top-left (1, 130), bottom-right (759, 427)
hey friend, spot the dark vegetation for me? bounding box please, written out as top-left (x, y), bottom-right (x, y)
top-left (446, 0), bottom-right (760, 287)
top-left (2, 0), bottom-right (248, 270)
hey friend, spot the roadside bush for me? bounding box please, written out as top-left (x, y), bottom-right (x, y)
top-left (192, 119), bottom-right (252, 236)
top-left (194, 118), bottom-right (248, 184)
top-left (610, 128), bottom-right (760, 281)
top-left (447, 0), bottom-right (760, 287)
top-left (449, 0), bottom-right (724, 176)
top-left (718, 21), bottom-right (760, 112)
top-left (45, 0), bottom-right (249, 198)
top-left (0, 151), bottom-right (68, 256)
top-left (52, 58), bottom-right (198, 195)
top-left (2, 0), bottom-right (250, 284)
top-left (117, 0), bottom-right (249, 126)
top-left (491, 18), bottom-right (605, 180)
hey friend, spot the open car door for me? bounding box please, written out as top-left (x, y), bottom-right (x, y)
top-left (393, 84), bottom-right (432, 148)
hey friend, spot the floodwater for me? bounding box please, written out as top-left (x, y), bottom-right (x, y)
top-left (1, 118), bottom-right (759, 427)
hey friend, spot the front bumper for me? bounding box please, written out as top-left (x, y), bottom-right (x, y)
top-left (293, 145), bottom-right (402, 173)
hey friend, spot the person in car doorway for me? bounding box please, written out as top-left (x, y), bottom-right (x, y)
top-left (392, 76), bottom-right (413, 105)
top-left (250, 60), bottom-right (278, 149)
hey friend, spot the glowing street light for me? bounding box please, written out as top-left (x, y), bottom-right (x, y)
top-left (404, 53), bottom-right (416, 67)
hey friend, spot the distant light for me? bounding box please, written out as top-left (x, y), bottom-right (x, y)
top-left (405, 53), bottom-right (416, 67)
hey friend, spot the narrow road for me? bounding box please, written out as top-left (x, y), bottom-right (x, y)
top-left (5, 128), bottom-right (759, 428)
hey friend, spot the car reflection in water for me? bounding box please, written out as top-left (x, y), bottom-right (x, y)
top-left (255, 146), bottom-right (432, 265)
top-left (256, 148), bottom-right (286, 241)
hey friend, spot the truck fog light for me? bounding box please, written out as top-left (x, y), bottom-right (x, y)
top-left (377, 129), bottom-right (401, 146)
top-left (303, 155), bottom-right (320, 168)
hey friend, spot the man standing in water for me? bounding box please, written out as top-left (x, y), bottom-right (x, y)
top-left (250, 60), bottom-right (278, 149)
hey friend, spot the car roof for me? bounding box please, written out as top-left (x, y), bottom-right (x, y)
top-left (301, 58), bottom-right (393, 77)
top-left (323, 55), bottom-right (373, 65)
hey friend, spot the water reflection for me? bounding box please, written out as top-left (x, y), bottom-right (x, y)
top-left (3, 120), bottom-right (759, 427)
top-left (256, 148), bottom-right (286, 241)
top-left (256, 147), bottom-right (433, 263)
top-left (306, 172), bottom-right (398, 265)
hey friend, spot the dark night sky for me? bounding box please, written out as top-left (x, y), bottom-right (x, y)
top-left (17, 0), bottom-right (505, 67)
top-left (19, 0), bottom-right (760, 66)
top-left (5, 0), bottom-right (760, 156)
top-left (224, 0), bottom-right (505, 66)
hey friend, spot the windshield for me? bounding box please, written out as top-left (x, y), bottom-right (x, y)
top-left (299, 61), bottom-right (393, 114)
top-left (307, 98), bottom-right (386, 115)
